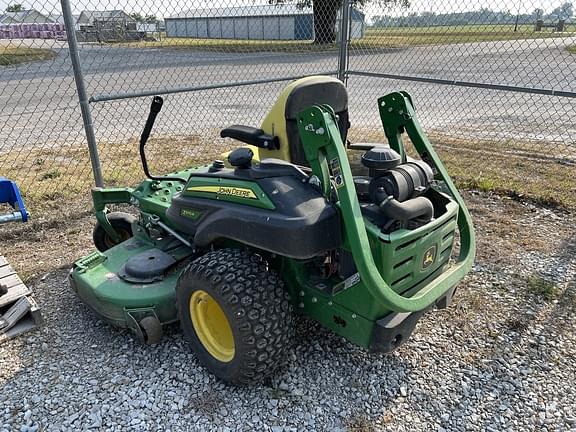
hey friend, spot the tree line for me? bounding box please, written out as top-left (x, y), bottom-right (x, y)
top-left (372, 3), bottom-right (574, 28)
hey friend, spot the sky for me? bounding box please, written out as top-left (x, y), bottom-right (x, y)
top-left (0, 0), bottom-right (564, 20)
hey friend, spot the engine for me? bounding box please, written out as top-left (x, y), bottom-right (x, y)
top-left (354, 146), bottom-right (435, 233)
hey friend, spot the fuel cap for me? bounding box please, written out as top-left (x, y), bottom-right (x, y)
top-left (228, 147), bottom-right (253, 169)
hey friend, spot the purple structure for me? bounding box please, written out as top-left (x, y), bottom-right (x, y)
top-left (0, 23), bottom-right (66, 39)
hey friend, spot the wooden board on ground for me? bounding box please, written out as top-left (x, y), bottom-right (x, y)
top-left (0, 254), bottom-right (41, 344)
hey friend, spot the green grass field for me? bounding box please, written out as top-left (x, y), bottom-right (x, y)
top-left (0, 46), bottom-right (56, 66)
top-left (119, 23), bottom-right (576, 52)
top-left (360, 24), bottom-right (576, 48)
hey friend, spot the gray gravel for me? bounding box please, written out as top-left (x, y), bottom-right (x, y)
top-left (1, 195), bottom-right (575, 431)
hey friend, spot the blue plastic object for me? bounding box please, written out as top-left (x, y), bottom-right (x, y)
top-left (0, 177), bottom-right (28, 224)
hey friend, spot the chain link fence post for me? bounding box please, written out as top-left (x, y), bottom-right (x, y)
top-left (338, 0), bottom-right (351, 83)
top-left (60, 0), bottom-right (104, 187)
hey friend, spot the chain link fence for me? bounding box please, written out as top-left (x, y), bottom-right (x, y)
top-left (1, 0), bottom-right (575, 218)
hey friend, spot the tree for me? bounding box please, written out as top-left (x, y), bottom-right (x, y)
top-left (533, 8), bottom-right (543, 20)
top-left (5, 4), bottom-right (24, 12)
top-left (275, 0), bottom-right (409, 44)
top-left (547, 2), bottom-right (573, 21)
top-left (129, 12), bottom-right (144, 23)
top-left (145, 14), bottom-right (157, 24)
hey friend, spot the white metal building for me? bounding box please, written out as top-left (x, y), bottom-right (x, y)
top-left (165, 4), bottom-right (365, 40)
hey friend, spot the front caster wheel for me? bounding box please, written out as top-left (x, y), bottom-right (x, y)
top-left (177, 249), bottom-right (294, 385)
top-left (139, 316), bottom-right (163, 345)
top-left (93, 212), bottom-right (136, 252)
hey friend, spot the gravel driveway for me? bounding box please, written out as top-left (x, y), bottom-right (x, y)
top-left (1, 192), bottom-right (575, 431)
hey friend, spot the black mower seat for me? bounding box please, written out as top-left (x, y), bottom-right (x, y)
top-left (282, 77), bottom-right (349, 166)
top-left (219, 76), bottom-right (350, 167)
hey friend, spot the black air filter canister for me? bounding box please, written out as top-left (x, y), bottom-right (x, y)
top-left (370, 160), bottom-right (434, 203)
top-left (361, 146), bottom-right (401, 177)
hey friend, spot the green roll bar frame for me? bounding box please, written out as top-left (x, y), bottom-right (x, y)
top-left (297, 92), bottom-right (476, 313)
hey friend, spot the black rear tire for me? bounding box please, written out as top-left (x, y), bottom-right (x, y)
top-left (93, 212), bottom-right (136, 252)
top-left (177, 248), bottom-right (294, 385)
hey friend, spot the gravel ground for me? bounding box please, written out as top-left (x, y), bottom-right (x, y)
top-left (1, 192), bottom-right (575, 431)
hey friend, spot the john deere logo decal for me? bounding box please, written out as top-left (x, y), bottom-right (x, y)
top-left (187, 185), bottom-right (257, 199)
top-left (422, 246), bottom-right (437, 270)
top-left (216, 186), bottom-right (257, 199)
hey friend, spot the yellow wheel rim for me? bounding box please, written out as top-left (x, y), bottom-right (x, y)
top-left (190, 290), bottom-right (235, 362)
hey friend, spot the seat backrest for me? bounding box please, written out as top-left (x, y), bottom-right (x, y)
top-left (258, 76), bottom-right (349, 166)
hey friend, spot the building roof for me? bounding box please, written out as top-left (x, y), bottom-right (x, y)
top-left (47, 14), bottom-right (79, 24)
top-left (168, 4), bottom-right (364, 20)
top-left (77, 10), bottom-right (133, 24)
top-left (0, 10), bottom-right (53, 24)
top-left (168, 5), bottom-right (308, 19)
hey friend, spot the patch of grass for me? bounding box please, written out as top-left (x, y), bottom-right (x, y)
top-left (568, 45), bottom-right (576, 54)
top-left (0, 134), bottom-right (219, 215)
top-left (348, 132), bottom-right (576, 211)
top-left (120, 37), bottom-right (337, 52)
top-left (359, 24), bottom-right (576, 48)
top-left (40, 169), bottom-right (61, 180)
top-left (524, 274), bottom-right (561, 300)
top-left (434, 137), bottom-right (576, 210)
top-left (3, 131), bottom-right (575, 219)
top-left (0, 46), bottom-right (56, 66)
top-left (1, 131), bottom-right (574, 280)
top-left (505, 316), bottom-right (531, 332)
top-left (0, 134), bottom-right (222, 281)
top-left (344, 413), bottom-right (377, 432)
top-left (118, 24), bottom-right (575, 52)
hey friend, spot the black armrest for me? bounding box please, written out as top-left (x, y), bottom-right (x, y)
top-left (220, 125), bottom-right (280, 150)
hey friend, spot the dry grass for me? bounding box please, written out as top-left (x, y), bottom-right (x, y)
top-left (432, 136), bottom-right (576, 209)
top-left (359, 24), bottom-right (576, 49)
top-left (348, 133), bottom-right (576, 210)
top-left (0, 135), bottom-right (220, 214)
top-left (0, 132), bottom-right (574, 282)
top-left (122, 37), bottom-right (339, 52)
top-left (0, 134), bottom-right (223, 281)
top-left (344, 413), bottom-right (378, 432)
top-left (0, 46), bottom-right (56, 66)
top-left (119, 24), bottom-right (576, 52)
top-left (523, 274), bottom-right (561, 301)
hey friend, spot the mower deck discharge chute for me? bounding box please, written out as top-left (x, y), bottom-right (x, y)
top-left (70, 76), bottom-right (475, 384)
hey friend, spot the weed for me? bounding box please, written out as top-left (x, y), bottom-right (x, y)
top-left (524, 275), bottom-right (561, 301)
top-left (505, 317), bottom-right (531, 332)
top-left (345, 413), bottom-right (377, 432)
top-left (40, 170), bottom-right (61, 180)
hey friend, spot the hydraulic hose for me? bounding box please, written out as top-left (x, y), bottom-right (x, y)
top-left (379, 196), bottom-right (433, 222)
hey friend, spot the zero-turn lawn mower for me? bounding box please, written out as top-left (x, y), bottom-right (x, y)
top-left (70, 76), bottom-right (475, 384)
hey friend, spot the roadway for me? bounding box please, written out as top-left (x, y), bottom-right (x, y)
top-left (0, 36), bottom-right (575, 151)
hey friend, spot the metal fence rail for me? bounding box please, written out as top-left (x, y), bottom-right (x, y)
top-left (0, 0), bottom-right (574, 218)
